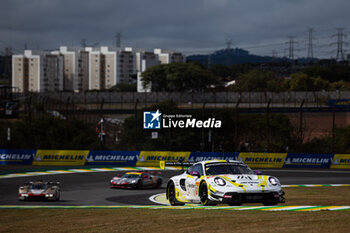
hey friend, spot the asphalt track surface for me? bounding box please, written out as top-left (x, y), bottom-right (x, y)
top-left (0, 169), bottom-right (349, 206)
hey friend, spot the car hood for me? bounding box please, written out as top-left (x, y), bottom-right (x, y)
top-left (207, 174), bottom-right (273, 184)
top-left (113, 178), bottom-right (139, 183)
top-left (29, 189), bottom-right (47, 194)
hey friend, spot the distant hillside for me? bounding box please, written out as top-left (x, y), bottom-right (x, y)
top-left (187, 48), bottom-right (294, 65)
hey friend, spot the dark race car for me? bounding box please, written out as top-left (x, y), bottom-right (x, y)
top-left (110, 171), bottom-right (162, 189)
top-left (18, 181), bottom-right (60, 201)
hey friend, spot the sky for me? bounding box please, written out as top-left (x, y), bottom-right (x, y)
top-left (0, 0), bottom-right (349, 58)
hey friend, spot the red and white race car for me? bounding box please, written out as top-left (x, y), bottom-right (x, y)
top-left (110, 171), bottom-right (162, 189)
top-left (18, 181), bottom-right (60, 201)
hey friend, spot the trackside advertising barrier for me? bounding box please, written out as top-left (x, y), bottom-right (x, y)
top-left (136, 151), bottom-right (191, 167)
top-left (238, 153), bottom-right (287, 168)
top-left (283, 153), bottom-right (333, 168)
top-left (188, 152), bottom-right (239, 163)
top-left (0, 149), bottom-right (36, 165)
top-left (32, 150), bottom-right (89, 166)
top-left (331, 154), bottom-right (350, 169)
top-left (0, 150), bottom-right (349, 168)
top-left (85, 151), bottom-right (139, 166)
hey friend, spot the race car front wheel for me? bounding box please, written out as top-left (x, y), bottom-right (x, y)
top-left (199, 182), bottom-right (216, 206)
top-left (167, 182), bottom-right (185, 206)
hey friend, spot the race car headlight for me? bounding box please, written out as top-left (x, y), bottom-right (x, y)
top-left (269, 177), bottom-right (279, 186)
top-left (214, 177), bottom-right (226, 186)
top-left (132, 180), bottom-right (137, 183)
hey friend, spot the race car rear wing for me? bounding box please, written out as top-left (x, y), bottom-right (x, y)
top-left (23, 181), bottom-right (60, 185)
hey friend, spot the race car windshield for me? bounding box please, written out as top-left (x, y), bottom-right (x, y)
top-left (30, 184), bottom-right (47, 190)
top-left (122, 174), bottom-right (140, 178)
top-left (205, 163), bottom-right (254, 175)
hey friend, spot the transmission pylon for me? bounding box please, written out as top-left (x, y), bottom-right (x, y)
top-left (307, 28), bottom-right (314, 59)
top-left (332, 28), bottom-right (347, 61)
top-left (115, 32), bottom-right (121, 48)
top-left (286, 36), bottom-right (295, 60)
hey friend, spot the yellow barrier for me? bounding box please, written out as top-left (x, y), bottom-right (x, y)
top-left (136, 151), bottom-right (191, 167)
top-left (330, 154), bottom-right (350, 169)
top-left (238, 153), bottom-right (287, 168)
top-left (32, 150), bottom-right (89, 166)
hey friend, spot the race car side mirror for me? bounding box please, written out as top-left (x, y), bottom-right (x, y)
top-left (190, 171), bottom-right (201, 177)
top-left (255, 170), bottom-right (262, 175)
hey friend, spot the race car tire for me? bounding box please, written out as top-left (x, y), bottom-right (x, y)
top-left (56, 192), bottom-right (60, 201)
top-left (262, 202), bottom-right (278, 206)
top-left (167, 181), bottom-right (185, 206)
top-left (199, 181), bottom-right (217, 206)
top-left (136, 180), bottom-right (142, 189)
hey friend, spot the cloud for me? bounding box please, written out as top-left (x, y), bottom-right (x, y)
top-left (0, 0), bottom-right (349, 58)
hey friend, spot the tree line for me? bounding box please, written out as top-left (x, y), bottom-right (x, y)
top-left (139, 62), bottom-right (350, 92)
top-left (3, 101), bottom-right (350, 154)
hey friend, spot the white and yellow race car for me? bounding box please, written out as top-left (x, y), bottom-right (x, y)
top-left (166, 160), bottom-right (285, 206)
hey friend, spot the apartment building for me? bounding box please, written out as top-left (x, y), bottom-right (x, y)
top-left (136, 49), bottom-right (185, 92)
top-left (154, 48), bottom-right (185, 64)
top-left (118, 47), bottom-right (136, 84)
top-left (78, 49), bottom-right (90, 91)
top-left (136, 51), bottom-right (160, 92)
top-left (89, 46), bottom-right (117, 90)
top-left (51, 46), bottom-right (78, 91)
top-left (42, 54), bottom-right (64, 92)
top-left (12, 46), bottom-right (184, 92)
top-left (12, 50), bottom-right (42, 92)
top-left (12, 50), bottom-right (65, 93)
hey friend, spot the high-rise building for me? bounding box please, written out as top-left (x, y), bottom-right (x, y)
top-left (136, 49), bottom-right (185, 92)
top-left (12, 46), bottom-right (185, 92)
top-left (117, 47), bottom-right (136, 84)
top-left (12, 50), bottom-right (42, 92)
top-left (154, 48), bottom-right (185, 64)
top-left (136, 51), bottom-right (160, 92)
top-left (12, 50), bottom-right (64, 93)
top-left (51, 46), bottom-right (78, 91)
top-left (78, 49), bottom-right (90, 92)
top-left (89, 46), bottom-right (117, 90)
top-left (42, 54), bottom-right (64, 92)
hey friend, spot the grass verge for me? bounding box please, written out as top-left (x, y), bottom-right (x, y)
top-left (0, 209), bottom-right (349, 233)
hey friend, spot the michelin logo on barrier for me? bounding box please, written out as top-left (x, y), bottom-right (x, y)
top-left (85, 154), bottom-right (137, 162)
top-left (331, 154), bottom-right (350, 169)
top-left (85, 151), bottom-right (140, 166)
top-left (0, 149), bottom-right (36, 164)
top-left (0, 153), bottom-right (33, 160)
top-left (188, 152), bottom-right (240, 162)
top-left (143, 110), bottom-right (162, 129)
top-left (283, 153), bottom-right (333, 168)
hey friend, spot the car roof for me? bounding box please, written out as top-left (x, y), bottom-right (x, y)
top-left (28, 181), bottom-right (47, 184)
top-left (125, 172), bottom-right (143, 175)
